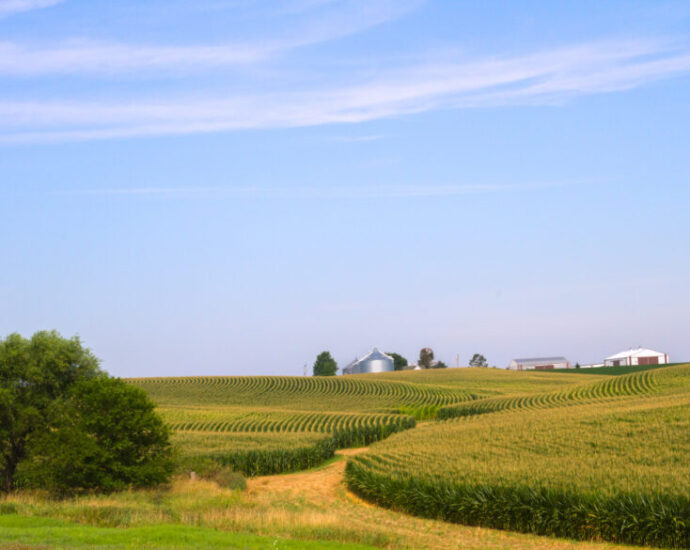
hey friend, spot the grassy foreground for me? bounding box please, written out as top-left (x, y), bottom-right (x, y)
top-left (0, 515), bottom-right (375, 550)
top-left (0, 452), bottom-right (644, 550)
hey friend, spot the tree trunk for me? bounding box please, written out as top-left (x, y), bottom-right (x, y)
top-left (1, 442), bottom-right (23, 493)
top-left (1, 461), bottom-right (15, 493)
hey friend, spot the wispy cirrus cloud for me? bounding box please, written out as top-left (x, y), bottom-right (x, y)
top-left (0, 40), bottom-right (267, 74)
top-left (328, 134), bottom-right (388, 143)
top-left (52, 180), bottom-right (598, 199)
top-left (1, 38), bottom-right (689, 143)
top-left (0, 0), bottom-right (62, 18)
top-left (0, 0), bottom-right (422, 75)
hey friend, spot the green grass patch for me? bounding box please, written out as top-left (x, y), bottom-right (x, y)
top-left (394, 404), bottom-right (440, 420)
top-left (0, 515), bottom-right (377, 550)
top-left (551, 364), bottom-right (678, 376)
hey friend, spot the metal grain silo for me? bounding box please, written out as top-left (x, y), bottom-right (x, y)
top-left (342, 348), bottom-right (394, 374)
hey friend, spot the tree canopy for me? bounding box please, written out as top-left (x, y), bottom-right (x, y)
top-left (469, 353), bottom-right (488, 367)
top-left (313, 351), bottom-right (338, 376)
top-left (386, 352), bottom-right (408, 371)
top-left (0, 331), bottom-right (102, 492)
top-left (418, 348), bottom-right (434, 369)
top-left (0, 331), bottom-right (171, 495)
top-left (21, 377), bottom-right (172, 495)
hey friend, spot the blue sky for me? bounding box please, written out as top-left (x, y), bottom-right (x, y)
top-left (1, 0), bottom-right (689, 376)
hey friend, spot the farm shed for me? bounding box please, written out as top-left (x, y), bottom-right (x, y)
top-left (509, 357), bottom-right (570, 370)
top-left (342, 348), bottom-right (395, 375)
top-left (604, 347), bottom-right (669, 367)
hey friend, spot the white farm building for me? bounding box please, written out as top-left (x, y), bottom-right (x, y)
top-left (604, 347), bottom-right (669, 367)
top-left (509, 357), bottom-right (570, 370)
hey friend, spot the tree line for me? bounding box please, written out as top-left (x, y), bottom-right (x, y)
top-left (313, 349), bottom-right (489, 375)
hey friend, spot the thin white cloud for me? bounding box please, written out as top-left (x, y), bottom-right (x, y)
top-left (0, 0), bottom-right (422, 75)
top-left (328, 134), bottom-right (388, 143)
top-left (1, 39), bottom-right (689, 143)
top-left (0, 0), bottom-right (62, 17)
top-left (52, 180), bottom-right (597, 200)
top-left (0, 40), bottom-right (267, 74)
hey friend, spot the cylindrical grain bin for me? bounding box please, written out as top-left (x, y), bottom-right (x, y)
top-left (342, 348), bottom-right (394, 374)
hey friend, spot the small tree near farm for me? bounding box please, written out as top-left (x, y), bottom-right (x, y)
top-left (469, 353), bottom-right (488, 367)
top-left (313, 351), bottom-right (338, 376)
top-left (418, 348), bottom-right (434, 369)
top-left (386, 352), bottom-right (408, 371)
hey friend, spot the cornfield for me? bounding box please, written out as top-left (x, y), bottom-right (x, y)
top-left (129, 364), bottom-right (690, 546)
top-left (127, 376), bottom-right (431, 477)
top-left (131, 374), bottom-right (476, 410)
top-left (173, 431), bottom-right (338, 477)
top-left (166, 409), bottom-right (416, 476)
top-left (346, 364), bottom-right (690, 548)
top-left (437, 368), bottom-right (659, 418)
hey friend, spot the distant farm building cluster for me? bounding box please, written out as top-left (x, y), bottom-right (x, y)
top-left (508, 346), bottom-right (669, 370)
top-left (338, 346), bottom-right (670, 375)
top-left (342, 348), bottom-right (394, 375)
top-left (603, 347), bottom-right (669, 367)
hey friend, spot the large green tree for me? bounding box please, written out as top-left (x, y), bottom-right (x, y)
top-left (313, 351), bottom-right (338, 376)
top-left (0, 331), bottom-right (101, 492)
top-left (1, 331), bottom-right (172, 495)
top-left (21, 377), bottom-right (172, 495)
top-left (386, 352), bottom-right (408, 371)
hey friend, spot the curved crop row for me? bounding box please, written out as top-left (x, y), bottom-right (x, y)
top-left (178, 435), bottom-right (337, 477)
top-left (437, 369), bottom-right (658, 419)
top-left (175, 415), bottom-right (415, 476)
top-left (131, 375), bottom-right (475, 410)
top-left (169, 411), bottom-right (410, 435)
top-left (346, 459), bottom-right (689, 549)
top-left (171, 410), bottom-right (416, 476)
top-left (179, 412), bottom-right (415, 451)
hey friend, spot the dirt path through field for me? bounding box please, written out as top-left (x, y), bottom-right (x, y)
top-left (244, 449), bottom-right (640, 550)
top-left (247, 448), bottom-right (367, 505)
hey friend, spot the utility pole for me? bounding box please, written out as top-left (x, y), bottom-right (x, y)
top-left (456, 354), bottom-right (460, 368)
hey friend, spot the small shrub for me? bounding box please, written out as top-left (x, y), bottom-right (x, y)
top-left (0, 502), bottom-right (18, 514)
top-left (206, 468), bottom-right (247, 491)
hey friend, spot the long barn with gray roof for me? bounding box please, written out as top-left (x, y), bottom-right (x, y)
top-left (509, 356), bottom-right (570, 370)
